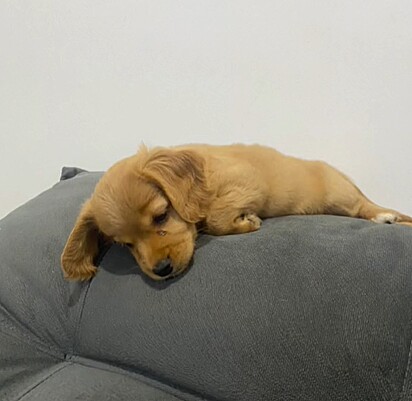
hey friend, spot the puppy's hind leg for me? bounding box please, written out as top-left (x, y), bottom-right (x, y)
top-left (321, 162), bottom-right (412, 227)
top-left (357, 200), bottom-right (412, 227)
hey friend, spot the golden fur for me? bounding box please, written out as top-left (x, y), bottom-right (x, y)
top-left (61, 144), bottom-right (412, 281)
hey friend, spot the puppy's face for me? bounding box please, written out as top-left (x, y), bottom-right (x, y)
top-left (61, 147), bottom-right (209, 282)
top-left (92, 176), bottom-right (197, 280)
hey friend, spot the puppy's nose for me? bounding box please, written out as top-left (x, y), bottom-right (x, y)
top-left (153, 259), bottom-right (173, 277)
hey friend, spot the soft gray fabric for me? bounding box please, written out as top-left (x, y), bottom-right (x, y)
top-left (14, 360), bottom-right (183, 401)
top-left (1, 167), bottom-right (412, 401)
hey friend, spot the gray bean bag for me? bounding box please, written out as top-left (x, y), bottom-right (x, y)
top-left (1, 168), bottom-right (412, 401)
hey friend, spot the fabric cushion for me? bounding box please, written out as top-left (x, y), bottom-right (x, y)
top-left (1, 167), bottom-right (412, 401)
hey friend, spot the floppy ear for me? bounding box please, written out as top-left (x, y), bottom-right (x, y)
top-left (61, 200), bottom-right (100, 281)
top-left (142, 148), bottom-right (210, 223)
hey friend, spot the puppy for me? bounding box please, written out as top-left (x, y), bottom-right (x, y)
top-left (61, 144), bottom-right (412, 281)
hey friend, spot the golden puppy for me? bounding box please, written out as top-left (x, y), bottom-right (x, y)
top-left (61, 144), bottom-right (412, 281)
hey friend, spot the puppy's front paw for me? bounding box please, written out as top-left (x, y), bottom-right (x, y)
top-left (235, 213), bottom-right (262, 233)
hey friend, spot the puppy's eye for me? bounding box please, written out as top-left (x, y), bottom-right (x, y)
top-left (124, 243), bottom-right (133, 248)
top-left (153, 211), bottom-right (168, 225)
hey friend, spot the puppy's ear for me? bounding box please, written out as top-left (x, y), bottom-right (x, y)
top-left (143, 148), bottom-right (209, 222)
top-left (61, 200), bottom-right (100, 281)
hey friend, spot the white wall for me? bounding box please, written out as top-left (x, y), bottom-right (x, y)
top-left (1, 0), bottom-right (411, 218)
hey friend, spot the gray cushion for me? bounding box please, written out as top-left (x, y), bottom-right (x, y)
top-left (1, 167), bottom-right (412, 401)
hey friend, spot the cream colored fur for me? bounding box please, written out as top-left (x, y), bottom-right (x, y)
top-left (61, 144), bottom-right (412, 281)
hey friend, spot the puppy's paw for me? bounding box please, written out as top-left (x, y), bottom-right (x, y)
top-left (235, 213), bottom-right (262, 233)
top-left (370, 212), bottom-right (412, 227)
top-left (371, 212), bottom-right (398, 224)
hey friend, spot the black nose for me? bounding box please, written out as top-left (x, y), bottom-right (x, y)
top-left (153, 259), bottom-right (173, 277)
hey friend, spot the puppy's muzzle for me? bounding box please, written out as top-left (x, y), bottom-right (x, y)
top-left (153, 258), bottom-right (173, 278)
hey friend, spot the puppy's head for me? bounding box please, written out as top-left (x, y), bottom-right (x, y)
top-left (61, 147), bottom-right (209, 281)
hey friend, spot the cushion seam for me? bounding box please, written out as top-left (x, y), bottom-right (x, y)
top-left (0, 304), bottom-right (64, 360)
top-left (65, 354), bottom-right (211, 401)
top-left (70, 245), bottom-right (109, 355)
top-left (15, 362), bottom-right (70, 401)
top-left (0, 329), bottom-right (63, 361)
top-left (71, 281), bottom-right (92, 355)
